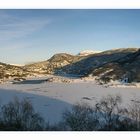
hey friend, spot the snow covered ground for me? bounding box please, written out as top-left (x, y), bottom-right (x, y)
top-left (0, 76), bottom-right (140, 124)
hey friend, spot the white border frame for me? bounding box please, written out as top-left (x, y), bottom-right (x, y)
top-left (0, 0), bottom-right (140, 9)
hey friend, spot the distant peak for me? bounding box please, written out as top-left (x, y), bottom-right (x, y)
top-left (78, 50), bottom-right (101, 56)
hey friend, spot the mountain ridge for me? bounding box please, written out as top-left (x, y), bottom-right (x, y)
top-left (0, 48), bottom-right (140, 83)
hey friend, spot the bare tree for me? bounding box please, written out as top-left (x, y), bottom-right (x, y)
top-left (128, 100), bottom-right (140, 130)
top-left (95, 95), bottom-right (124, 130)
top-left (63, 103), bottom-right (98, 131)
top-left (0, 97), bottom-right (45, 130)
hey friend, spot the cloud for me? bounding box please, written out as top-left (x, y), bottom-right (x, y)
top-left (0, 11), bottom-right (51, 41)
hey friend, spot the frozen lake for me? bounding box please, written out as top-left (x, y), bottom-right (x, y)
top-left (0, 77), bottom-right (140, 124)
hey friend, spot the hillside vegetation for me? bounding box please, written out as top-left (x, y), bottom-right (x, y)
top-left (1, 48), bottom-right (140, 83)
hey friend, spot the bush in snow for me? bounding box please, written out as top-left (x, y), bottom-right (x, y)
top-left (61, 95), bottom-right (134, 131)
top-left (94, 95), bottom-right (138, 130)
top-left (0, 97), bottom-right (45, 131)
top-left (63, 103), bottom-right (99, 131)
top-left (0, 95), bottom-right (139, 131)
top-left (127, 101), bottom-right (140, 131)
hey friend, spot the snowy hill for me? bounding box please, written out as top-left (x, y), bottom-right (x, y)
top-left (0, 62), bottom-right (31, 83)
top-left (78, 50), bottom-right (101, 56)
top-left (1, 48), bottom-right (140, 84)
top-left (24, 53), bottom-right (83, 74)
top-left (90, 48), bottom-right (140, 83)
top-left (59, 48), bottom-right (139, 77)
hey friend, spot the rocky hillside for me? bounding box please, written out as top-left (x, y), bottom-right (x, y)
top-left (57, 48), bottom-right (140, 83)
top-left (1, 48), bottom-right (140, 83)
top-left (90, 48), bottom-right (140, 83)
top-left (24, 53), bottom-right (84, 74)
top-left (59, 48), bottom-right (139, 76)
top-left (0, 62), bottom-right (31, 83)
top-left (24, 48), bottom-right (140, 83)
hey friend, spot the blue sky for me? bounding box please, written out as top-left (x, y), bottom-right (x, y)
top-left (0, 9), bottom-right (140, 64)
